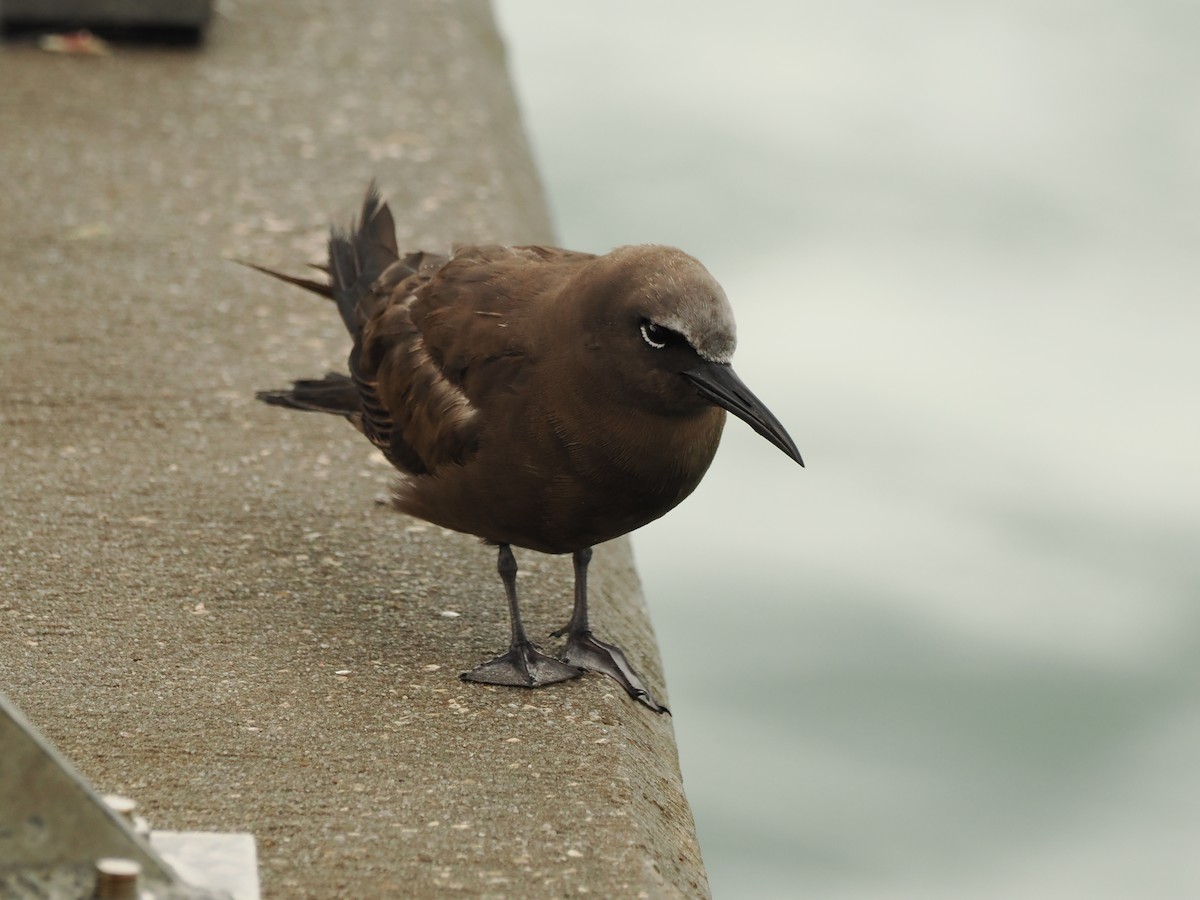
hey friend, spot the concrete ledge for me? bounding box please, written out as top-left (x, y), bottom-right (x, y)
top-left (0, 1), bottom-right (709, 896)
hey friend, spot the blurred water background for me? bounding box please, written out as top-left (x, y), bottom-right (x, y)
top-left (493, 2), bottom-right (1200, 897)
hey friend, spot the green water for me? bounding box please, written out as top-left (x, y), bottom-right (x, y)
top-left (494, 2), bottom-right (1200, 896)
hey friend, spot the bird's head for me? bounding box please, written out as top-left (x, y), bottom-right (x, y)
top-left (567, 245), bottom-right (803, 466)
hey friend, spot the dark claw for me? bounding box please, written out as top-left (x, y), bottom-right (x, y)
top-left (559, 631), bottom-right (669, 714)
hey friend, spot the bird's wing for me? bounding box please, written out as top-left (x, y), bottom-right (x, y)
top-left (357, 245), bottom-right (595, 475)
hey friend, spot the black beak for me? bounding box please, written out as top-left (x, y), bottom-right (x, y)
top-left (682, 361), bottom-right (804, 466)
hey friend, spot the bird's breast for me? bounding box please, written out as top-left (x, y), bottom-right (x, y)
top-left (549, 404), bottom-right (727, 545)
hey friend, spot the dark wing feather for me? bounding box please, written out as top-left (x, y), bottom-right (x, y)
top-left (358, 245), bottom-right (596, 474)
top-left (254, 186), bottom-right (598, 479)
top-left (409, 245), bottom-right (596, 400)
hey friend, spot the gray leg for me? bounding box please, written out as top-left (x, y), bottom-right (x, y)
top-left (460, 544), bottom-right (583, 689)
top-left (553, 547), bottom-right (668, 713)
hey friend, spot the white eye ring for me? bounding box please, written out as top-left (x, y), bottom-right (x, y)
top-left (640, 322), bottom-right (667, 349)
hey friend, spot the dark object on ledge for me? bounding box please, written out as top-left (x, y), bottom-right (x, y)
top-left (249, 184), bottom-right (803, 713)
top-left (1, 0), bottom-right (212, 44)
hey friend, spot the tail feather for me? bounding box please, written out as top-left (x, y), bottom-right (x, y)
top-left (251, 183), bottom-right (406, 442)
top-left (235, 260), bottom-right (332, 299)
top-left (256, 372), bottom-right (361, 417)
top-left (237, 182), bottom-right (401, 339)
top-left (329, 181), bottom-right (400, 337)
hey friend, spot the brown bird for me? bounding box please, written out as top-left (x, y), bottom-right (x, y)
top-left (251, 185), bottom-right (802, 713)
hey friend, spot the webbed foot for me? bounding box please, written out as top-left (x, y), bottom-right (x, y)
top-left (558, 630), bottom-right (669, 714)
top-left (460, 639), bottom-right (583, 688)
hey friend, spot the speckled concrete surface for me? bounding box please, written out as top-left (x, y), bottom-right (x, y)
top-left (0, 3), bottom-right (709, 896)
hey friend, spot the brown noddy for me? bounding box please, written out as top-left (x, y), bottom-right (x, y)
top-left (250, 184), bottom-right (802, 713)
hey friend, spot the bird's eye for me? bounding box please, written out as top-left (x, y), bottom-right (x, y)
top-left (640, 321), bottom-right (667, 349)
